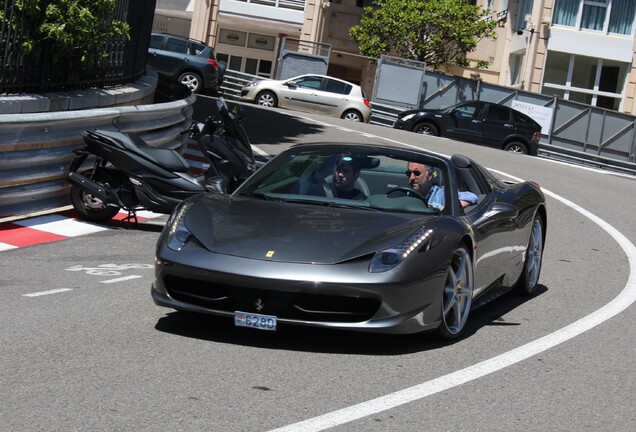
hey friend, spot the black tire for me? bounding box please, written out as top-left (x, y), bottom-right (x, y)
top-left (515, 214), bottom-right (544, 296)
top-left (256, 91), bottom-right (278, 107)
top-left (436, 245), bottom-right (474, 340)
top-left (503, 141), bottom-right (528, 154)
top-left (70, 170), bottom-right (121, 223)
top-left (341, 110), bottom-right (363, 122)
top-left (178, 71), bottom-right (203, 93)
top-left (413, 122), bottom-right (439, 136)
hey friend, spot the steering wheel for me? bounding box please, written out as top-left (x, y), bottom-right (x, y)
top-left (386, 187), bottom-right (428, 204)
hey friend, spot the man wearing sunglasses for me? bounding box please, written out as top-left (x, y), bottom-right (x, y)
top-left (406, 162), bottom-right (477, 209)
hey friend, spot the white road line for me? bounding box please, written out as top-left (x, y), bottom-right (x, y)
top-left (15, 214), bottom-right (109, 236)
top-left (23, 288), bottom-right (73, 297)
top-left (100, 275), bottom-right (143, 284)
top-left (0, 242), bottom-right (17, 251)
top-left (268, 125), bottom-right (636, 432)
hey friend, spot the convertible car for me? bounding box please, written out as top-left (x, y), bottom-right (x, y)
top-left (152, 143), bottom-right (546, 340)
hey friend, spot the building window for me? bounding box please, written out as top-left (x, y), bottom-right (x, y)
top-left (509, 52), bottom-right (525, 86)
top-left (219, 29), bottom-right (247, 47)
top-left (515, 0), bottom-right (534, 32)
top-left (553, 0), bottom-right (636, 35)
top-left (541, 51), bottom-right (627, 110)
top-left (217, 27), bottom-right (276, 78)
top-left (247, 34), bottom-right (276, 51)
top-left (217, 53), bottom-right (274, 78)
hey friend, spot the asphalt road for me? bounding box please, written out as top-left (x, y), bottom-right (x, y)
top-left (1, 98), bottom-right (635, 431)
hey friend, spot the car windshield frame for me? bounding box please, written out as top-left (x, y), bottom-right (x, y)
top-left (233, 144), bottom-right (453, 215)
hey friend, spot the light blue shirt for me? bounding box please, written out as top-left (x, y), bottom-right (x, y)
top-left (427, 185), bottom-right (478, 210)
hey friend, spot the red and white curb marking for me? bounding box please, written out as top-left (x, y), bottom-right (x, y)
top-left (0, 210), bottom-right (163, 251)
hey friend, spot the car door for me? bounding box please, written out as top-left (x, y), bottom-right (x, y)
top-left (146, 34), bottom-right (167, 71)
top-left (147, 36), bottom-right (189, 78)
top-left (446, 102), bottom-right (485, 143)
top-left (454, 161), bottom-right (519, 297)
top-left (312, 78), bottom-right (353, 117)
top-left (480, 103), bottom-right (515, 148)
top-left (279, 75), bottom-right (323, 113)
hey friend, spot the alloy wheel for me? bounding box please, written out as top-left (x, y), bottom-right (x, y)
top-left (441, 247), bottom-right (474, 337)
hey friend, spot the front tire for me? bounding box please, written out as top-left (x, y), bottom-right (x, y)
top-left (341, 110), bottom-right (363, 122)
top-left (256, 91), bottom-right (277, 107)
top-left (436, 245), bottom-right (474, 340)
top-left (413, 122), bottom-right (439, 136)
top-left (515, 214), bottom-right (544, 296)
top-left (70, 170), bottom-right (121, 223)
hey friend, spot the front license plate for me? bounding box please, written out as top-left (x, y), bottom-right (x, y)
top-left (234, 311), bottom-right (277, 331)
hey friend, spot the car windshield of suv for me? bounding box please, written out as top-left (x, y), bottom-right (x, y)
top-left (235, 147), bottom-right (449, 215)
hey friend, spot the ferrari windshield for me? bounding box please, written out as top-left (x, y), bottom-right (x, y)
top-left (235, 145), bottom-right (451, 215)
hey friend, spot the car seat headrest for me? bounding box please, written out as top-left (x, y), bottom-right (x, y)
top-left (451, 154), bottom-right (473, 169)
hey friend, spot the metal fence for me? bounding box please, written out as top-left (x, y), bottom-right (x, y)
top-left (0, 0), bottom-right (156, 94)
top-left (219, 69), bottom-right (636, 175)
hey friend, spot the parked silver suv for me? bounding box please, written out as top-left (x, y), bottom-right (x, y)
top-left (147, 32), bottom-right (226, 94)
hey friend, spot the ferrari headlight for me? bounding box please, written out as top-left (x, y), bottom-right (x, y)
top-left (166, 201), bottom-right (194, 251)
top-left (399, 113), bottom-right (416, 122)
top-left (369, 228), bottom-right (434, 273)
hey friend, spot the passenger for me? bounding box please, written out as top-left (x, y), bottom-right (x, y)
top-left (310, 154), bottom-right (367, 200)
top-left (406, 162), bottom-right (477, 209)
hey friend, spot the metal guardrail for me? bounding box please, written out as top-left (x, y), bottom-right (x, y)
top-left (0, 87), bottom-right (195, 219)
top-left (218, 70), bottom-right (635, 175)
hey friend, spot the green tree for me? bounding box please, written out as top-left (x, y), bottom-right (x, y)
top-left (2, 0), bottom-right (129, 79)
top-left (349, 0), bottom-right (497, 70)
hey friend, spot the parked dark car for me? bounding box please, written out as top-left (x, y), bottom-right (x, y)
top-left (147, 32), bottom-right (226, 94)
top-left (393, 101), bottom-right (542, 155)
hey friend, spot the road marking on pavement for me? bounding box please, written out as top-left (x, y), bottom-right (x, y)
top-left (0, 211), bottom-right (163, 251)
top-left (100, 275), bottom-right (143, 284)
top-left (0, 242), bottom-right (18, 251)
top-left (268, 124), bottom-right (636, 432)
top-left (23, 288), bottom-right (74, 297)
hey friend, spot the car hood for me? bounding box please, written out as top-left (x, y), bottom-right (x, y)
top-left (184, 194), bottom-right (434, 264)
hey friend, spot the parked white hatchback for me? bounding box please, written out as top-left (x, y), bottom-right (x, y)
top-left (240, 74), bottom-right (372, 122)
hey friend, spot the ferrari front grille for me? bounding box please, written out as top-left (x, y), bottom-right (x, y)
top-left (164, 275), bottom-right (380, 323)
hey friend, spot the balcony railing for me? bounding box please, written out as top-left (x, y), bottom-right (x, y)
top-left (237, 0), bottom-right (306, 11)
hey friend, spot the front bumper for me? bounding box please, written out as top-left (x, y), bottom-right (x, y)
top-left (152, 246), bottom-right (444, 335)
top-left (392, 118), bottom-right (416, 131)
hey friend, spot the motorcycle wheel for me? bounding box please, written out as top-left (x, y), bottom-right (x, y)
top-left (70, 170), bottom-right (121, 222)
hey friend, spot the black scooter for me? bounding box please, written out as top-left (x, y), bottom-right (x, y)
top-left (66, 97), bottom-right (257, 223)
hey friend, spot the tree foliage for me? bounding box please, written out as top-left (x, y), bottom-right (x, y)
top-left (349, 0), bottom-right (497, 70)
top-left (2, 0), bottom-right (129, 77)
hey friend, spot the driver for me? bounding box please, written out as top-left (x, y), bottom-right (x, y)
top-left (406, 162), bottom-right (477, 209)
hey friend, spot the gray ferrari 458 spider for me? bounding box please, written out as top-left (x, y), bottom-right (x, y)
top-left (152, 142), bottom-right (546, 340)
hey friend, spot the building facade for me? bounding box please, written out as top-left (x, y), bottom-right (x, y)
top-left (453, 0), bottom-right (636, 114)
top-left (189, 1), bottom-right (375, 93)
top-left (186, 0), bottom-right (636, 115)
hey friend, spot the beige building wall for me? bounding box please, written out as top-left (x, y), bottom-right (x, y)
top-left (625, 35), bottom-right (636, 114)
top-left (190, 0), bottom-right (219, 46)
top-left (186, 0), bottom-right (636, 115)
